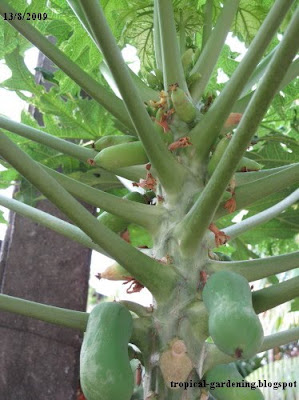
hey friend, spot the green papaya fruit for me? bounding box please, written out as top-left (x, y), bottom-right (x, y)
top-left (170, 84), bottom-right (197, 124)
top-left (236, 157), bottom-right (262, 172)
top-left (181, 48), bottom-right (194, 75)
top-left (146, 72), bottom-right (160, 88)
top-left (98, 192), bottom-right (146, 233)
top-left (207, 136), bottom-right (231, 176)
top-left (80, 302), bottom-right (134, 400)
top-left (94, 135), bottom-right (137, 151)
top-left (154, 68), bottom-right (163, 84)
top-left (202, 271), bottom-right (264, 359)
top-left (204, 363), bottom-right (264, 399)
top-left (94, 141), bottom-right (149, 171)
top-left (99, 262), bottom-right (131, 281)
top-left (187, 72), bottom-right (202, 87)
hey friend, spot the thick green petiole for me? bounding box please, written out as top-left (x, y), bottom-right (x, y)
top-left (0, 293), bottom-right (88, 331)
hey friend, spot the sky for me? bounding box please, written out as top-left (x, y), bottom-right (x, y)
top-left (0, 36), bottom-right (247, 306)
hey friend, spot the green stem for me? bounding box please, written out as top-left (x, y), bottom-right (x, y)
top-left (157, 0), bottom-right (189, 93)
top-left (177, 10), bottom-right (299, 255)
top-left (0, 116), bottom-right (97, 162)
top-left (0, 293), bottom-right (88, 331)
top-left (0, 0), bottom-right (133, 131)
top-left (179, 10), bottom-right (186, 55)
top-left (42, 165), bottom-right (162, 232)
top-left (239, 46), bottom-right (277, 97)
top-left (190, 0), bottom-right (294, 156)
top-left (252, 276), bottom-right (299, 314)
top-left (119, 300), bottom-right (153, 318)
top-left (100, 60), bottom-right (159, 103)
top-left (0, 194), bottom-right (109, 256)
top-left (208, 189), bottom-right (299, 247)
top-left (203, 327), bottom-right (299, 373)
top-left (153, 0), bottom-right (163, 70)
top-left (206, 251), bottom-right (299, 282)
top-left (234, 164), bottom-right (298, 186)
top-left (190, 0), bottom-right (240, 103)
top-left (0, 131), bottom-right (177, 302)
top-left (201, 0), bottom-right (213, 52)
top-left (215, 163), bottom-right (299, 219)
top-left (79, 0), bottom-right (187, 196)
top-left (66, 0), bottom-right (96, 42)
top-left (234, 58), bottom-right (299, 113)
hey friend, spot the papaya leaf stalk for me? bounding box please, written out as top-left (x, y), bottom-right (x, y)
top-left (190, 0), bottom-right (240, 102)
top-left (0, 131), bottom-right (178, 302)
top-left (0, 194), bottom-right (109, 256)
top-left (157, 0), bottom-right (189, 93)
top-left (176, 9), bottom-right (299, 255)
top-left (206, 251), bottom-right (299, 282)
top-left (207, 188), bottom-right (299, 246)
top-left (190, 0), bottom-right (295, 157)
top-left (78, 0), bottom-right (188, 196)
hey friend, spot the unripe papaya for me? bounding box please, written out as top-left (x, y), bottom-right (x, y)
top-left (154, 68), bottom-right (163, 85)
top-left (97, 192), bottom-right (146, 233)
top-left (146, 72), bottom-right (160, 88)
top-left (202, 271), bottom-right (264, 359)
top-left (170, 84), bottom-right (197, 124)
top-left (99, 262), bottom-right (130, 281)
top-left (94, 141), bottom-right (149, 171)
top-left (80, 302), bottom-right (134, 400)
top-left (187, 72), bottom-right (202, 87)
top-left (204, 363), bottom-right (264, 399)
top-left (181, 48), bottom-right (194, 75)
top-left (236, 157), bottom-right (262, 172)
top-left (94, 135), bottom-right (137, 151)
top-left (207, 136), bottom-right (231, 176)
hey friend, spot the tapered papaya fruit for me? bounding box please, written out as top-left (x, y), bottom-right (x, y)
top-left (97, 192), bottom-right (146, 233)
top-left (94, 135), bottom-right (137, 151)
top-left (204, 363), bottom-right (264, 399)
top-left (202, 271), bottom-right (264, 359)
top-left (170, 83), bottom-right (197, 124)
top-left (80, 302), bottom-right (134, 400)
top-left (207, 136), bottom-right (231, 176)
top-left (94, 141), bottom-right (149, 171)
top-left (237, 157), bottom-right (262, 172)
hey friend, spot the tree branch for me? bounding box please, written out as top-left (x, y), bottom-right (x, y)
top-left (190, 0), bottom-right (240, 103)
top-left (78, 0), bottom-right (188, 196)
top-left (0, 293), bottom-right (88, 331)
top-left (0, 194), bottom-right (109, 256)
top-left (206, 251), bottom-right (299, 282)
top-left (0, 115), bottom-right (97, 162)
top-left (153, 0), bottom-right (163, 70)
top-left (190, 0), bottom-right (295, 157)
top-left (176, 9), bottom-right (299, 255)
top-left (42, 165), bottom-right (162, 232)
top-left (203, 327), bottom-right (299, 374)
top-left (157, 0), bottom-right (189, 92)
top-left (201, 0), bottom-right (213, 52)
top-left (253, 276), bottom-right (299, 314)
top-left (234, 164), bottom-right (298, 186)
top-left (233, 58), bottom-right (299, 113)
top-left (0, 131), bottom-right (177, 302)
top-left (206, 189), bottom-right (299, 247)
top-left (0, 0), bottom-right (134, 131)
top-left (215, 163), bottom-right (299, 219)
